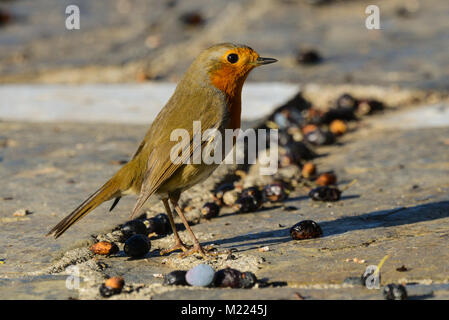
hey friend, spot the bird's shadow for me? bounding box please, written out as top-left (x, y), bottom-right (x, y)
top-left (203, 200), bottom-right (449, 251)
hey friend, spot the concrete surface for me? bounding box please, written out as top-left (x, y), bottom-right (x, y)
top-left (0, 83), bottom-right (299, 123)
top-left (1, 87), bottom-right (449, 299)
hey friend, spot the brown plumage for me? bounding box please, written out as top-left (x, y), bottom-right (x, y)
top-left (47, 43), bottom-right (277, 258)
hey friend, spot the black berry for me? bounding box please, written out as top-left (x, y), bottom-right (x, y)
top-left (290, 220), bottom-right (323, 240)
top-left (148, 213), bottom-right (171, 235)
top-left (201, 202), bottom-right (220, 219)
top-left (214, 268), bottom-right (242, 288)
top-left (124, 234), bottom-right (151, 258)
top-left (309, 186), bottom-right (341, 201)
top-left (263, 183), bottom-right (288, 203)
top-left (240, 272), bottom-right (257, 288)
top-left (163, 270), bottom-right (188, 286)
top-left (304, 129), bottom-right (335, 146)
top-left (121, 219), bottom-right (147, 240)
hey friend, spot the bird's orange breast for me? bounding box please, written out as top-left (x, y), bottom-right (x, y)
top-left (210, 65), bottom-right (248, 130)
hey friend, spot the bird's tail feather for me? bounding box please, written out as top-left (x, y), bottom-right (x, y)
top-left (46, 178), bottom-right (120, 239)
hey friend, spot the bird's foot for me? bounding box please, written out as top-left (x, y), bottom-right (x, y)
top-left (160, 240), bottom-right (190, 256)
top-left (178, 243), bottom-right (213, 259)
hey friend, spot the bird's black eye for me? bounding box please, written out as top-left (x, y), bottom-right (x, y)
top-left (227, 53), bottom-right (239, 64)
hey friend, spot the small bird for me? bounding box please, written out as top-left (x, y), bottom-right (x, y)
top-left (47, 43), bottom-right (277, 258)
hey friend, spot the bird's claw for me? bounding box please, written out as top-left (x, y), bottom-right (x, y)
top-left (160, 241), bottom-right (190, 256)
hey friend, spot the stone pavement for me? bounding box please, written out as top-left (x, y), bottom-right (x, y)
top-left (0, 90), bottom-right (449, 299)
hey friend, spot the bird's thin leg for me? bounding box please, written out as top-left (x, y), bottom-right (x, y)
top-left (160, 198), bottom-right (189, 255)
top-left (170, 198), bottom-right (207, 259)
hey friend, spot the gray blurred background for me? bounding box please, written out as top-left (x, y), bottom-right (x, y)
top-left (0, 0), bottom-right (448, 89)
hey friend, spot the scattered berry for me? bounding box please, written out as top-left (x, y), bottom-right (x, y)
top-left (302, 124), bottom-right (319, 135)
top-left (235, 195), bottom-right (261, 213)
top-left (356, 99), bottom-right (384, 116)
top-left (213, 268), bottom-right (258, 289)
top-left (201, 202), bottom-right (220, 219)
top-left (240, 272), bottom-right (257, 288)
top-left (286, 141), bottom-right (317, 161)
top-left (163, 270), bottom-right (188, 286)
top-left (121, 219), bottom-right (147, 240)
top-left (186, 264), bottom-right (215, 287)
top-left (124, 234), bottom-right (151, 258)
top-left (382, 284), bottom-right (407, 300)
top-left (99, 277), bottom-right (124, 297)
top-left (263, 183), bottom-right (288, 203)
top-left (337, 93), bottom-right (358, 110)
top-left (290, 220), bottom-right (323, 240)
top-left (301, 162), bottom-right (316, 179)
top-left (214, 268), bottom-right (242, 288)
top-left (315, 172), bottom-right (337, 186)
top-left (304, 128), bottom-right (335, 145)
top-left (309, 186), bottom-right (341, 201)
top-left (90, 241), bottom-right (119, 256)
top-left (147, 213), bottom-right (171, 235)
top-left (329, 119), bottom-right (347, 136)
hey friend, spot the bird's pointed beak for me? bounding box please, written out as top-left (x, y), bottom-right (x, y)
top-left (253, 57), bottom-right (278, 66)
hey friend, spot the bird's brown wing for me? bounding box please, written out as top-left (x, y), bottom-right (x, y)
top-left (129, 93), bottom-right (225, 218)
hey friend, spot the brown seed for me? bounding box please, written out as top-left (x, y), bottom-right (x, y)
top-left (105, 276), bottom-right (124, 291)
top-left (301, 162), bottom-right (316, 178)
top-left (90, 241), bottom-right (119, 255)
top-left (329, 119), bottom-right (347, 136)
top-left (315, 172), bottom-right (337, 186)
top-left (302, 124), bottom-right (318, 135)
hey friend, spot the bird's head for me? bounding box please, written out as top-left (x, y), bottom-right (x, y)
top-left (187, 43), bottom-right (277, 97)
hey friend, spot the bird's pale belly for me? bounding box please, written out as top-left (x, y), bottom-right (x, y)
top-left (156, 162), bottom-right (220, 196)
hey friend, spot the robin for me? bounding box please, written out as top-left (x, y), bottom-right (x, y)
top-left (47, 43), bottom-right (277, 258)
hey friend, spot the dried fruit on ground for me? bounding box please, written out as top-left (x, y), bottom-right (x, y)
top-left (309, 186), bottom-right (341, 201)
top-left (304, 128), bottom-right (335, 145)
top-left (315, 172), bottom-right (337, 186)
top-left (147, 213), bottom-right (171, 235)
top-left (121, 219), bottom-right (147, 240)
top-left (214, 268), bottom-right (258, 289)
top-left (124, 234), bottom-right (151, 258)
top-left (290, 220), bottom-right (323, 240)
top-left (99, 277), bottom-right (124, 297)
top-left (214, 268), bottom-right (242, 288)
top-left (163, 270), bottom-right (188, 286)
top-left (302, 162), bottom-right (316, 178)
top-left (262, 183), bottom-right (288, 202)
top-left (90, 241), bottom-right (119, 256)
top-left (201, 202), bottom-right (220, 219)
top-left (329, 119), bottom-right (347, 136)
